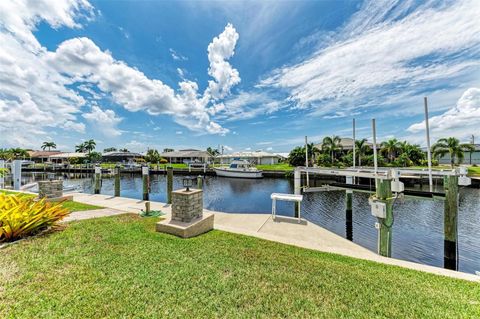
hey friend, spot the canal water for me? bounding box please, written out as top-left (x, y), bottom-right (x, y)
top-left (19, 172), bottom-right (480, 274)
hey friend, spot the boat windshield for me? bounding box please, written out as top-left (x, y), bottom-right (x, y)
top-left (229, 161), bottom-right (250, 169)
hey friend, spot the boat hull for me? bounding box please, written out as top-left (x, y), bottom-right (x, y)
top-left (214, 168), bottom-right (263, 179)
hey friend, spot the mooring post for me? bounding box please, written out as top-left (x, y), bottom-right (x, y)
top-left (443, 175), bottom-right (458, 270)
top-left (294, 168), bottom-right (301, 218)
top-left (114, 165), bottom-right (121, 197)
top-left (345, 176), bottom-right (353, 241)
top-left (345, 189), bottom-right (353, 241)
top-left (197, 175), bottom-right (203, 189)
top-left (12, 159), bottom-right (22, 190)
top-left (167, 166), bottom-right (173, 204)
top-left (376, 178), bottom-right (394, 257)
top-left (142, 165), bottom-right (149, 200)
top-left (94, 166), bottom-right (101, 194)
top-left (145, 201), bottom-right (151, 213)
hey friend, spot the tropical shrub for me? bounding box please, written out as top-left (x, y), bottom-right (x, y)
top-left (145, 149), bottom-right (161, 163)
top-left (393, 153), bottom-right (413, 167)
top-left (419, 159), bottom-right (439, 166)
top-left (340, 153), bottom-right (353, 167)
top-left (0, 194), bottom-right (70, 242)
top-left (86, 151), bottom-right (102, 163)
top-left (316, 153), bottom-right (332, 167)
top-left (361, 154), bottom-right (386, 167)
top-left (288, 144), bottom-right (318, 167)
top-left (159, 158), bottom-right (168, 164)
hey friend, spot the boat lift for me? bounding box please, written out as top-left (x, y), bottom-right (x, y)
top-left (294, 166), bottom-right (471, 196)
top-left (293, 165), bottom-right (470, 268)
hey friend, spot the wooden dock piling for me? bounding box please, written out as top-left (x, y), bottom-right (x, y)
top-left (94, 166), bottom-right (101, 194)
top-left (142, 166), bottom-right (149, 200)
top-left (443, 175), bottom-right (458, 270)
top-left (345, 190), bottom-right (353, 241)
top-left (114, 166), bottom-right (121, 197)
top-left (294, 168), bottom-right (301, 218)
top-left (376, 179), bottom-right (394, 257)
top-left (197, 175), bottom-right (203, 189)
top-left (167, 167), bottom-right (173, 204)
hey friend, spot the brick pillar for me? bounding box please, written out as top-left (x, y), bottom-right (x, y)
top-left (38, 180), bottom-right (63, 199)
top-left (171, 189), bottom-right (203, 222)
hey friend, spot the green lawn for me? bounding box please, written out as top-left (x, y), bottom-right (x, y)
top-left (1, 215), bottom-right (479, 318)
top-left (256, 163), bottom-right (294, 171)
top-left (468, 166), bottom-right (480, 176)
top-left (0, 190), bottom-right (102, 212)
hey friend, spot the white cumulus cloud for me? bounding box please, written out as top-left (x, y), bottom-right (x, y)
top-left (0, 0), bottom-right (241, 147)
top-left (407, 88), bottom-right (480, 140)
top-left (205, 23), bottom-right (240, 101)
top-left (82, 105), bottom-right (122, 137)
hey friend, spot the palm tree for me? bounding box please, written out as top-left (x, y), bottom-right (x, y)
top-left (145, 149), bottom-right (161, 163)
top-left (84, 139), bottom-right (96, 154)
top-left (0, 148), bottom-right (11, 160)
top-left (432, 137), bottom-right (475, 168)
top-left (288, 143), bottom-right (319, 167)
top-left (75, 143), bottom-right (87, 153)
top-left (321, 136), bottom-right (343, 163)
top-left (9, 148), bottom-right (29, 159)
top-left (207, 147), bottom-right (220, 157)
top-left (380, 138), bottom-right (401, 162)
top-left (41, 141), bottom-right (57, 151)
top-left (398, 141), bottom-right (424, 165)
top-left (354, 138), bottom-right (370, 166)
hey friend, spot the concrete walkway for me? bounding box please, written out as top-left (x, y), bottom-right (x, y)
top-left (69, 193), bottom-right (479, 282)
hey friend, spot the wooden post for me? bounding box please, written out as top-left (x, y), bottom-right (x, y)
top-left (376, 179), bottom-right (394, 257)
top-left (145, 201), bottom-right (151, 213)
top-left (114, 166), bottom-right (120, 197)
top-left (197, 175), bottom-right (203, 189)
top-left (294, 168), bottom-right (301, 218)
top-left (94, 166), bottom-right (101, 194)
top-left (345, 189), bottom-right (353, 241)
top-left (142, 166), bottom-right (149, 200)
top-left (167, 166), bottom-right (173, 204)
top-left (443, 175), bottom-right (458, 270)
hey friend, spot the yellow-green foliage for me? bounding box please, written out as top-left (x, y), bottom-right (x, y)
top-left (0, 194), bottom-right (70, 242)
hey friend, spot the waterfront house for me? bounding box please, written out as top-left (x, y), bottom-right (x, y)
top-left (159, 149), bottom-right (213, 164)
top-left (217, 151), bottom-right (284, 165)
top-left (28, 150), bottom-right (63, 163)
top-left (49, 152), bottom-right (87, 164)
top-left (102, 151), bottom-right (143, 163)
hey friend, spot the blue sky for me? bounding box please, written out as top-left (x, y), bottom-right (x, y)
top-left (1, 0), bottom-right (479, 153)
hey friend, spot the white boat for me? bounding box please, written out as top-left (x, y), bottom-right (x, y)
top-left (20, 182), bottom-right (82, 193)
top-left (214, 160), bottom-right (263, 179)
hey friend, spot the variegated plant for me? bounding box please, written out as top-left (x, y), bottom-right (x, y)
top-left (0, 194), bottom-right (70, 242)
